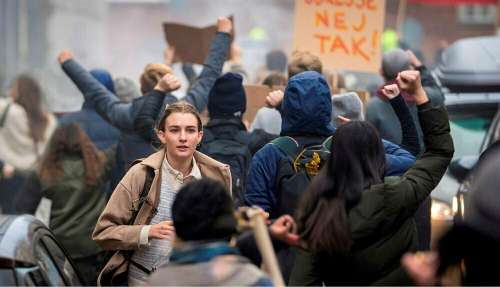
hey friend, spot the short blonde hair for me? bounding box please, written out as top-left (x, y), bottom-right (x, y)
top-left (288, 51), bottom-right (323, 78)
top-left (139, 63), bottom-right (173, 94)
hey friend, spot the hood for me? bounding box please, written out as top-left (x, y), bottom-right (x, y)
top-left (83, 69), bottom-right (115, 109)
top-left (281, 71), bottom-right (335, 137)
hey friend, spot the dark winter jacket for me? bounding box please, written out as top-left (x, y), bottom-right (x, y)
top-left (244, 72), bottom-right (417, 213)
top-left (61, 32), bottom-right (231, 175)
top-left (289, 103), bottom-right (454, 286)
top-left (201, 118), bottom-right (276, 155)
top-left (366, 65), bottom-right (444, 150)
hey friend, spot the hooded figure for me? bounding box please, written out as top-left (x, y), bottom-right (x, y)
top-left (245, 71), bottom-right (416, 214)
top-left (244, 71), bottom-right (416, 282)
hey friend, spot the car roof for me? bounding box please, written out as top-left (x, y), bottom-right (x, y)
top-left (435, 36), bottom-right (500, 89)
top-left (0, 215), bottom-right (45, 265)
top-left (445, 92), bottom-right (500, 106)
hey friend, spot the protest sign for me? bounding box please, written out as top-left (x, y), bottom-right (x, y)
top-left (163, 17), bottom-right (233, 65)
top-left (243, 85), bottom-right (284, 123)
top-left (293, 0), bottom-right (385, 73)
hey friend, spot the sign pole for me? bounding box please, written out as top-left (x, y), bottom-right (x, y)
top-left (396, 0), bottom-right (408, 38)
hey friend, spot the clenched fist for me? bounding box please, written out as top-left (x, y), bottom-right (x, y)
top-left (266, 90), bottom-right (284, 109)
top-left (396, 70), bottom-right (429, 105)
top-left (58, 50), bottom-right (74, 64)
top-left (148, 220), bottom-right (175, 240)
top-left (381, 84), bottom-right (400, 100)
top-left (155, 73), bottom-right (181, 93)
top-left (217, 17), bottom-right (232, 34)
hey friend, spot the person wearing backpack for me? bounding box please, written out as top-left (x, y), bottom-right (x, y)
top-left (92, 101), bottom-right (231, 286)
top-left (244, 71), bottom-right (417, 282)
top-left (289, 70), bottom-right (454, 286)
top-left (198, 72), bottom-right (276, 207)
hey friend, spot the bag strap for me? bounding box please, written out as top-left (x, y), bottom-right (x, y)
top-left (127, 160), bottom-right (155, 225)
top-left (270, 136), bottom-right (300, 159)
top-left (0, 103), bottom-right (12, 128)
top-left (322, 135), bottom-right (333, 150)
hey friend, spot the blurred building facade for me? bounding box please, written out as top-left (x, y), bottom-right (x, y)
top-left (0, 0), bottom-right (498, 111)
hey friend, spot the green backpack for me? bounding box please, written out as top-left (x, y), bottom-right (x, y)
top-left (270, 135), bottom-right (333, 218)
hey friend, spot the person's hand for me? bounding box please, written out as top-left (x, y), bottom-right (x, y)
top-left (406, 50), bottom-right (423, 68)
top-left (401, 252), bottom-right (439, 286)
top-left (396, 70), bottom-right (428, 105)
top-left (164, 46), bottom-right (176, 66)
top-left (266, 90), bottom-right (284, 109)
top-left (57, 50), bottom-right (74, 64)
top-left (154, 73), bottom-right (181, 93)
top-left (269, 215), bottom-right (300, 247)
top-left (381, 84), bottom-right (400, 100)
top-left (148, 220), bottom-right (175, 240)
top-left (2, 163), bottom-right (15, 179)
top-left (217, 17), bottom-right (232, 34)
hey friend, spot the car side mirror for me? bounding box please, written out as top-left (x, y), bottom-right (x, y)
top-left (449, 156), bottom-right (478, 182)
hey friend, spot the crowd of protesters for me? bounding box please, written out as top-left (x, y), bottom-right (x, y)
top-left (2, 15), bottom-right (500, 286)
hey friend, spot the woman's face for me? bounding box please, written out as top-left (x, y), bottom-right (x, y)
top-left (157, 112), bottom-right (203, 162)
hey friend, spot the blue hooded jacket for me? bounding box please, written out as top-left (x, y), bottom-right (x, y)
top-left (244, 71), bottom-right (416, 213)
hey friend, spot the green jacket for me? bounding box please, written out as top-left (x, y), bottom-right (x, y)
top-left (289, 103), bottom-right (454, 286)
top-left (42, 149), bottom-right (115, 259)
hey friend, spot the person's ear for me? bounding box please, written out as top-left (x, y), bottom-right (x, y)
top-left (157, 129), bottom-right (167, 145)
top-left (197, 130), bottom-right (204, 145)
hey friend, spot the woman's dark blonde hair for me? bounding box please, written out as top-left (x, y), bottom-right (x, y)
top-left (157, 101), bottom-right (203, 132)
top-left (14, 75), bottom-right (49, 144)
top-left (38, 123), bottom-right (108, 187)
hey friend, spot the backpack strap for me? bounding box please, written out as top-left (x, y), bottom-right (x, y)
top-left (127, 159), bottom-right (155, 225)
top-left (322, 135), bottom-right (333, 150)
top-left (270, 136), bottom-right (300, 159)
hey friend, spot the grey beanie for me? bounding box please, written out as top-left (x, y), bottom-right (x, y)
top-left (114, 77), bottom-right (141, 102)
top-left (331, 92), bottom-right (364, 127)
top-left (382, 48), bottom-right (411, 80)
top-left (465, 152), bottom-right (500, 241)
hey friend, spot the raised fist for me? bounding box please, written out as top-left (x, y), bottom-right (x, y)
top-left (396, 70), bottom-right (422, 95)
top-left (396, 70), bottom-right (429, 105)
top-left (58, 50), bottom-right (74, 64)
top-left (266, 90), bottom-right (284, 109)
top-left (217, 17), bottom-right (232, 34)
top-left (381, 84), bottom-right (400, 100)
top-left (155, 73), bottom-right (181, 93)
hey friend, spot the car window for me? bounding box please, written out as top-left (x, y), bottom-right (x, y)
top-left (34, 242), bottom-right (65, 286)
top-left (40, 236), bottom-right (80, 286)
top-left (450, 118), bottom-right (491, 158)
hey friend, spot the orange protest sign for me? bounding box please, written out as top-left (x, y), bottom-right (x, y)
top-left (293, 0), bottom-right (386, 73)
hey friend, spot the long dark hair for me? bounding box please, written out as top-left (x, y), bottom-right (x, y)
top-left (38, 124), bottom-right (107, 187)
top-left (296, 121), bottom-right (386, 255)
top-left (13, 75), bottom-right (49, 144)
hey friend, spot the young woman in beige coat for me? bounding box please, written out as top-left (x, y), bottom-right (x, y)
top-left (93, 101), bottom-right (231, 286)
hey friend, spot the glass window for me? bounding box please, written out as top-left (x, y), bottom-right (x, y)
top-left (33, 242), bottom-right (65, 286)
top-left (450, 118), bottom-right (491, 158)
top-left (41, 236), bottom-right (81, 286)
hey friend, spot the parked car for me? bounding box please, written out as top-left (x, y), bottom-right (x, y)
top-left (430, 36), bottom-right (500, 244)
top-left (0, 215), bottom-right (82, 286)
